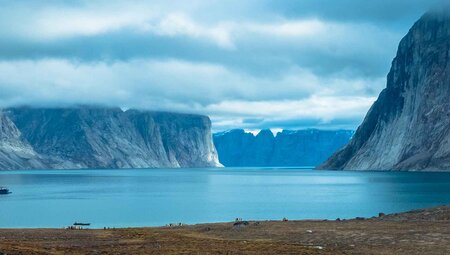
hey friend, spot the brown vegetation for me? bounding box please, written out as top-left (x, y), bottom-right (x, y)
top-left (1, 206), bottom-right (450, 254)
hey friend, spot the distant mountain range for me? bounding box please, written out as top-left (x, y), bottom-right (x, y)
top-left (319, 10), bottom-right (450, 171)
top-left (0, 106), bottom-right (220, 170)
top-left (214, 129), bottom-right (353, 167)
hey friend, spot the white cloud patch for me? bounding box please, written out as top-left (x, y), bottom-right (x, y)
top-left (0, 58), bottom-right (381, 130)
top-left (0, 2), bottom-right (400, 53)
top-left (35, 12), bottom-right (146, 39)
top-left (2, 3), bottom-right (236, 49)
top-left (246, 19), bottom-right (328, 37)
top-left (149, 13), bottom-right (235, 49)
top-left (207, 96), bottom-right (375, 130)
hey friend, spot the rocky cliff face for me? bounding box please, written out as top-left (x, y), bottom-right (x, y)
top-left (128, 110), bottom-right (220, 168)
top-left (214, 129), bottom-right (353, 167)
top-left (319, 10), bottom-right (450, 171)
top-left (0, 106), bottom-right (220, 170)
top-left (0, 111), bottom-right (45, 170)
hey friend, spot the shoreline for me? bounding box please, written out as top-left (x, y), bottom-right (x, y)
top-left (2, 203), bottom-right (448, 230)
top-left (3, 166), bottom-right (450, 172)
top-left (1, 206), bottom-right (450, 254)
top-left (0, 211), bottom-right (438, 230)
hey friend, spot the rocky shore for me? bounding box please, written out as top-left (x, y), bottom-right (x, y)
top-left (1, 206), bottom-right (450, 254)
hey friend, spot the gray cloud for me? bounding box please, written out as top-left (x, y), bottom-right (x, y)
top-left (0, 0), bottom-right (445, 131)
top-left (0, 16), bottom-right (400, 78)
top-left (266, 0), bottom-right (447, 23)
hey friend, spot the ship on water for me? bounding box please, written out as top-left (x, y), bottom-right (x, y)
top-left (0, 187), bottom-right (11, 195)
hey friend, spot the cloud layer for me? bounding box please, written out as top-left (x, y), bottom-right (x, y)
top-left (0, 0), bottom-right (446, 131)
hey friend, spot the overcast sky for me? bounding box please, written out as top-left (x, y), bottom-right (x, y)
top-left (0, 0), bottom-right (446, 131)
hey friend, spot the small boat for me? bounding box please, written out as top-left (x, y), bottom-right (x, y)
top-left (0, 187), bottom-right (11, 195)
top-left (73, 222), bottom-right (91, 226)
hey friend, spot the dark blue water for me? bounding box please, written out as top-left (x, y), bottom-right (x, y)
top-left (1, 168), bottom-right (450, 228)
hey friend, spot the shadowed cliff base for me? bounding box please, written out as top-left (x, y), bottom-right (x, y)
top-left (1, 206), bottom-right (450, 254)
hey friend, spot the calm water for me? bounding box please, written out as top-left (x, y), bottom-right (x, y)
top-left (1, 168), bottom-right (450, 228)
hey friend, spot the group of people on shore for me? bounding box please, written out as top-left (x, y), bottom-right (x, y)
top-left (166, 223), bottom-right (184, 227)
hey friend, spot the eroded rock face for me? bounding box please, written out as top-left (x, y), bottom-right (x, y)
top-left (0, 106), bottom-right (220, 170)
top-left (214, 129), bottom-right (353, 167)
top-left (128, 110), bottom-right (221, 168)
top-left (0, 111), bottom-right (45, 170)
top-left (319, 10), bottom-right (450, 171)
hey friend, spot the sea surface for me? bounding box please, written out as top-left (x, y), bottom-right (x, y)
top-left (1, 168), bottom-right (450, 228)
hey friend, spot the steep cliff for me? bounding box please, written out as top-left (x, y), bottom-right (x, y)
top-left (214, 129), bottom-right (353, 167)
top-left (0, 106), bottom-right (220, 170)
top-left (319, 10), bottom-right (450, 171)
top-left (127, 110), bottom-right (220, 168)
top-left (0, 111), bottom-right (45, 170)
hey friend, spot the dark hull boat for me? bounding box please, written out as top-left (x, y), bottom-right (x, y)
top-left (0, 187), bottom-right (11, 195)
top-left (73, 222), bottom-right (90, 226)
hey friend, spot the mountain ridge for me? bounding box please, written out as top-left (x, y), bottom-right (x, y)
top-left (214, 129), bottom-right (353, 167)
